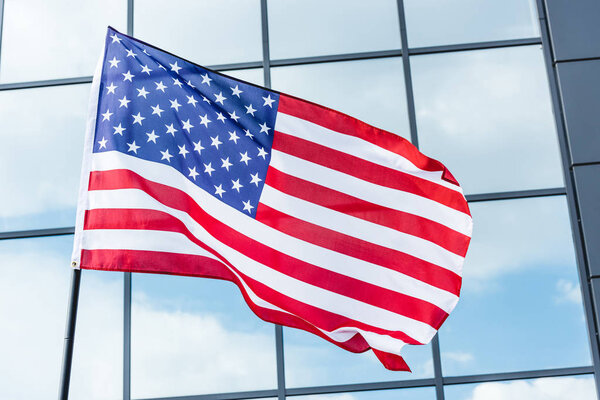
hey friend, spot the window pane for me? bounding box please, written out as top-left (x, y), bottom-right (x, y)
top-left (445, 376), bottom-right (597, 400)
top-left (411, 46), bottom-right (563, 194)
top-left (223, 68), bottom-right (264, 87)
top-left (271, 58), bottom-right (410, 139)
top-left (0, 0), bottom-right (126, 83)
top-left (291, 387), bottom-right (436, 400)
top-left (268, 0), bottom-right (401, 59)
top-left (131, 274), bottom-right (277, 398)
top-left (284, 327), bottom-right (433, 387)
top-left (134, 0), bottom-right (262, 67)
top-left (439, 197), bottom-right (591, 376)
top-left (0, 85), bottom-right (89, 232)
top-left (404, 0), bottom-right (539, 48)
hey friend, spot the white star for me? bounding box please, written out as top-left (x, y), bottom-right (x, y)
top-left (221, 157), bottom-right (233, 171)
top-left (201, 73), bottom-right (212, 86)
top-left (151, 104), bottom-right (164, 117)
top-left (257, 147), bottom-right (268, 159)
top-left (141, 65), bottom-right (152, 74)
top-left (182, 119), bottom-right (194, 133)
top-left (155, 81), bottom-right (167, 92)
top-left (229, 130), bottom-right (240, 143)
top-left (245, 104), bottom-right (256, 116)
top-left (250, 172), bottom-right (262, 186)
top-left (188, 167), bottom-right (199, 180)
top-left (113, 123), bottom-right (126, 136)
top-left (160, 149), bottom-right (173, 162)
top-left (214, 184), bottom-right (225, 198)
top-left (240, 151), bottom-right (252, 165)
top-left (122, 70), bottom-right (134, 82)
top-left (210, 135), bottom-right (222, 149)
top-left (127, 141), bottom-right (140, 154)
top-left (101, 108), bottom-right (113, 121)
top-left (204, 162), bottom-right (215, 176)
top-left (97, 137), bottom-right (108, 149)
top-left (242, 200), bottom-right (254, 213)
top-left (178, 144), bottom-right (189, 158)
top-left (172, 78), bottom-right (183, 88)
top-left (231, 85), bottom-right (243, 97)
top-left (126, 49), bottom-right (137, 58)
top-left (165, 123), bottom-right (178, 136)
top-left (187, 95), bottom-right (198, 107)
top-left (263, 94), bottom-right (275, 108)
top-left (216, 112), bottom-right (227, 123)
top-left (106, 82), bottom-right (117, 94)
top-left (214, 91), bottom-right (226, 105)
top-left (158, 64), bottom-right (167, 70)
top-left (244, 129), bottom-right (254, 139)
top-left (229, 110), bottom-right (240, 122)
top-left (118, 96), bottom-right (131, 108)
top-left (137, 87), bottom-right (149, 98)
top-left (108, 57), bottom-right (120, 68)
top-left (187, 80), bottom-right (196, 88)
top-left (193, 140), bottom-right (204, 154)
top-left (232, 179), bottom-right (243, 192)
top-left (200, 114), bottom-right (212, 128)
top-left (146, 130), bottom-right (159, 143)
top-left (202, 96), bottom-right (211, 104)
top-left (142, 49), bottom-right (150, 55)
top-left (169, 61), bottom-right (182, 73)
top-left (259, 122), bottom-right (271, 134)
top-left (132, 112), bottom-right (145, 125)
top-left (110, 33), bottom-right (121, 43)
top-left (169, 98), bottom-right (182, 112)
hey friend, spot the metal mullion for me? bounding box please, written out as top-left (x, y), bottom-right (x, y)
top-left (0, 76), bottom-right (93, 91)
top-left (269, 49), bottom-right (403, 68)
top-left (409, 37), bottom-right (542, 56)
top-left (430, 334), bottom-right (445, 400)
top-left (0, 0), bottom-right (5, 78)
top-left (138, 389), bottom-right (279, 400)
top-left (397, 0), bottom-right (419, 147)
top-left (443, 366), bottom-right (593, 386)
top-left (536, 0), bottom-right (600, 397)
top-left (0, 227), bottom-right (74, 240)
top-left (465, 187), bottom-right (566, 203)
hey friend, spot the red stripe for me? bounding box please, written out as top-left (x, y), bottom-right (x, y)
top-left (277, 93), bottom-right (459, 185)
top-left (255, 203), bottom-right (461, 298)
top-left (265, 166), bottom-right (471, 257)
top-left (80, 248), bottom-right (410, 370)
top-left (87, 170), bottom-right (430, 341)
top-left (272, 131), bottom-right (470, 215)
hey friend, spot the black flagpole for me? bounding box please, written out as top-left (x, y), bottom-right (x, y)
top-left (58, 268), bottom-right (82, 400)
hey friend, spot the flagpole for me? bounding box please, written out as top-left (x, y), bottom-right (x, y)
top-left (58, 268), bottom-right (82, 400)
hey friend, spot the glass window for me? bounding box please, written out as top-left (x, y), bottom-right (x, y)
top-left (291, 387), bottom-right (436, 400)
top-left (284, 327), bottom-right (433, 388)
top-left (131, 274), bottom-right (277, 398)
top-left (404, 0), bottom-right (539, 48)
top-left (134, 0), bottom-right (262, 67)
top-left (271, 58), bottom-right (411, 139)
top-left (0, 84), bottom-right (89, 232)
top-left (267, 0), bottom-right (401, 59)
top-left (0, 0), bottom-right (126, 83)
top-left (445, 376), bottom-right (597, 400)
top-left (439, 196), bottom-right (591, 376)
top-left (222, 68), bottom-right (264, 87)
top-left (411, 46), bottom-right (563, 195)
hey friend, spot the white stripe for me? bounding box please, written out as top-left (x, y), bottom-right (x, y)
top-left (89, 151), bottom-right (460, 314)
top-left (261, 184), bottom-right (464, 275)
top-left (270, 150), bottom-right (473, 236)
top-left (275, 112), bottom-right (463, 193)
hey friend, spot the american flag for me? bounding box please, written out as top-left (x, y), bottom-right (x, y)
top-left (72, 27), bottom-right (473, 371)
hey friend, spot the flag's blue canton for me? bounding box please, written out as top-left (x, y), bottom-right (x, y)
top-left (94, 28), bottom-right (279, 218)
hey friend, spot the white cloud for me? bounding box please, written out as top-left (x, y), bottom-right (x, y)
top-left (465, 377), bottom-right (596, 400)
top-left (555, 279), bottom-right (583, 304)
top-left (443, 351), bottom-right (474, 363)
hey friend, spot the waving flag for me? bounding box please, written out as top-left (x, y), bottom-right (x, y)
top-left (72, 27), bottom-right (473, 371)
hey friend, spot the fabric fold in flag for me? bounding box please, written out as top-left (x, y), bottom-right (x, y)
top-left (71, 26), bottom-right (473, 372)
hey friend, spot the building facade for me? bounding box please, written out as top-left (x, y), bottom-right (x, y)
top-left (0, 0), bottom-right (598, 399)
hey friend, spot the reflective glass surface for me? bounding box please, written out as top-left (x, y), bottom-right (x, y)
top-left (268, 0), bottom-right (401, 59)
top-left (291, 387), bottom-right (436, 400)
top-left (131, 274), bottom-right (277, 398)
top-left (271, 58), bottom-right (410, 139)
top-left (134, 0), bottom-right (262, 67)
top-left (284, 327), bottom-right (433, 387)
top-left (412, 46), bottom-right (563, 194)
top-left (445, 376), bottom-right (597, 400)
top-left (0, 0), bottom-right (126, 83)
top-left (0, 85), bottom-right (89, 232)
top-left (439, 197), bottom-right (591, 376)
top-left (404, 0), bottom-right (539, 48)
